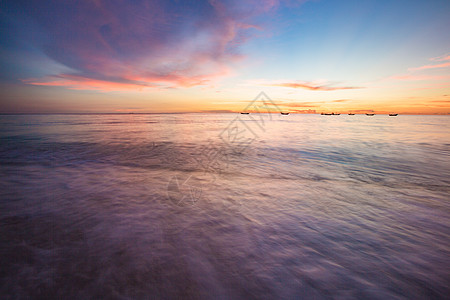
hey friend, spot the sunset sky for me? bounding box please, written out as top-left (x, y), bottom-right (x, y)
top-left (1, 0), bottom-right (450, 114)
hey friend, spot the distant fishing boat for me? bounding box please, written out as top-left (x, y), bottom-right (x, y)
top-left (389, 113), bottom-right (398, 116)
top-left (281, 112), bottom-right (289, 115)
top-left (366, 113), bottom-right (375, 116)
top-left (240, 112), bottom-right (250, 114)
top-left (322, 112), bottom-right (339, 115)
top-left (348, 113), bottom-right (355, 115)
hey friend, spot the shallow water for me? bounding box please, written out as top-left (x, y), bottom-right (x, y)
top-left (1, 113), bottom-right (449, 299)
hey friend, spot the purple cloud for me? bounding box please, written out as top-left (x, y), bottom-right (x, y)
top-left (6, 0), bottom-right (299, 90)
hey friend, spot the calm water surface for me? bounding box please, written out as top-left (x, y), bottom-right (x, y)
top-left (1, 114), bottom-right (449, 299)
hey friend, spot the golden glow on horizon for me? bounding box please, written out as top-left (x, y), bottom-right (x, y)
top-left (2, 1), bottom-right (449, 115)
top-left (9, 52), bottom-right (448, 115)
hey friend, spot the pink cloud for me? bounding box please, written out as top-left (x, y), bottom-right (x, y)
top-left (407, 53), bottom-right (450, 71)
top-left (388, 75), bottom-right (449, 81)
top-left (429, 53), bottom-right (450, 62)
top-left (23, 64), bottom-right (233, 91)
top-left (386, 53), bottom-right (450, 82)
top-left (18, 0), bottom-right (299, 91)
top-left (409, 62), bottom-right (450, 71)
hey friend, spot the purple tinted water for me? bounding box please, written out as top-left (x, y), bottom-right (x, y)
top-left (1, 114), bottom-right (449, 299)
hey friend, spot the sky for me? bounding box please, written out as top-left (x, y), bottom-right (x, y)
top-left (1, 0), bottom-right (450, 114)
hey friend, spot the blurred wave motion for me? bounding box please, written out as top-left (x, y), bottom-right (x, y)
top-left (1, 114), bottom-right (449, 299)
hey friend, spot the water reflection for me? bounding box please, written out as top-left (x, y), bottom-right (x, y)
top-left (0, 114), bottom-right (449, 298)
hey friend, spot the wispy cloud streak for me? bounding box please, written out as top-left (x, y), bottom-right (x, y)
top-left (388, 75), bottom-right (450, 81)
top-left (409, 53), bottom-right (450, 71)
top-left (430, 53), bottom-right (450, 62)
top-left (264, 81), bottom-right (362, 91)
top-left (409, 62), bottom-right (450, 71)
top-left (386, 52), bottom-right (450, 83)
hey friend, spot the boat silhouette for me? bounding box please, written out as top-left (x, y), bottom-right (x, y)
top-left (240, 112), bottom-right (250, 114)
top-left (348, 113), bottom-right (355, 115)
top-left (281, 112), bottom-right (289, 115)
top-left (366, 113), bottom-right (375, 116)
top-left (389, 113), bottom-right (398, 116)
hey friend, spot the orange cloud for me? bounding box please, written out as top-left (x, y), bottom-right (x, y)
top-left (331, 99), bottom-right (350, 102)
top-left (429, 100), bottom-right (450, 103)
top-left (264, 81), bottom-right (362, 91)
top-left (290, 109), bottom-right (316, 113)
top-left (272, 99), bottom-right (350, 108)
top-left (348, 109), bottom-right (375, 113)
top-left (275, 102), bottom-right (318, 107)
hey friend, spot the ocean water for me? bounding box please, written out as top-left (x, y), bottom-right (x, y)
top-left (1, 113), bottom-right (449, 299)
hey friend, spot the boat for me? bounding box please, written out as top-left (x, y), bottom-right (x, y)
top-left (389, 113), bottom-right (398, 116)
top-left (240, 112), bottom-right (250, 114)
top-left (348, 113), bottom-right (355, 115)
top-left (322, 112), bottom-right (339, 115)
top-left (281, 112), bottom-right (289, 115)
top-left (366, 113), bottom-right (375, 116)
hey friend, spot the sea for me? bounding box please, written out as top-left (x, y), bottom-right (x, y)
top-left (1, 113), bottom-right (449, 299)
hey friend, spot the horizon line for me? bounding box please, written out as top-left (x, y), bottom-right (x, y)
top-left (0, 112), bottom-right (449, 115)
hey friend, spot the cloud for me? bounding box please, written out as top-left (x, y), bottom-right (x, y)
top-left (7, 0), bottom-right (296, 91)
top-left (201, 109), bottom-right (234, 113)
top-left (409, 62), bottom-right (450, 71)
top-left (385, 53), bottom-right (450, 83)
top-left (274, 102), bottom-right (318, 107)
top-left (348, 109), bottom-right (374, 113)
top-left (272, 99), bottom-right (350, 108)
top-left (22, 74), bottom-right (153, 91)
top-left (290, 109), bottom-right (316, 113)
top-left (331, 99), bottom-right (350, 102)
top-left (263, 81), bottom-right (362, 91)
top-left (429, 53), bottom-right (450, 62)
top-left (388, 75), bottom-right (449, 81)
top-left (408, 53), bottom-right (450, 71)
